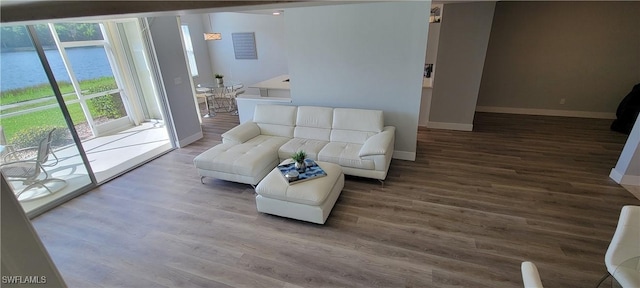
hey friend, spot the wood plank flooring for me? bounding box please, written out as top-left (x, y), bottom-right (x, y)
top-left (32, 112), bottom-right (640, 288)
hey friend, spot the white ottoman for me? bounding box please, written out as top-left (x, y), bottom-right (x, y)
top-left (255, 161), bottom-right (344, 224)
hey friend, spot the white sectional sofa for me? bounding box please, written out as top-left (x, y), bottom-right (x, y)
top-left (193, 104), bottom-right (395, 186)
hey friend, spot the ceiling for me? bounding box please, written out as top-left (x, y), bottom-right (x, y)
top-left (0, 1), bottom-right (300, 24)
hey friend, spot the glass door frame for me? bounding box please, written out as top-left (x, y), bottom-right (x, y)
top-left (47, 22), bottom-right (134, 138)
top-left (14, 17), bottom-right (178, 217)
top-left (23, 24), bottom-right (98, 217)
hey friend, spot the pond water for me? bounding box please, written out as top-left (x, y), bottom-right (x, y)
top-left (1, 46), bottom-right (112, 92)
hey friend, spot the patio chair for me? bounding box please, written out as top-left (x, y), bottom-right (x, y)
top-left (0, 126), bottom-right (17, 163)
top-left (0, 129), bottom-right (66, 201)
top-left (3, 128), bottom-right (59, 166)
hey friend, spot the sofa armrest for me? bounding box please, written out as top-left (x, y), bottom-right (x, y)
top-left (359, 126), bottom-right (395, 157)
top-left (222, 122), bottom-right (261, 144)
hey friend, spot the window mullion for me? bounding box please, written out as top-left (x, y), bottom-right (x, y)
top-left (48, 23), bottom-right (97, 134)
top-left (100, 22), bottom-right (137, 125)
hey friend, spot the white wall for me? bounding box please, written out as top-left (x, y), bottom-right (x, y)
top-left (611, 116), bottom-right (640, 186)
top-left (419, 22), bottom-right (441, 127)
top-left (428, 1), bottom-right (496, 131)
top-left (148, 16), bottom-right (202, 147)
top-left (284, 2), bottom-right (430, 160)
top-left (477, 1), bottom-right (640, 118)
top-left (180, 14), bottom-right (214, 87)
top-left (205, 12), bottom-right (288, 95)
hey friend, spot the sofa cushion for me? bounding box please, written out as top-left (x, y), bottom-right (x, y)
top-left (318, 142), bottom-right (375, 170)
top-left (359, 127), bottom-right (395, 157)
top-left (294, 106), bottom-right (333, 141)
top-left (221, 122), bottom-right (261, 145)
top-left (194, 135), bottom-right (289, 176)
top-left (332, 108), bottom-right (383, 132)
top-left (254, 105), bottom-right (297, 138)
top-left (330, 130), bottom-right (378, 145)
top-left (331, 108), bottom-right (384, 144)
top-left (278, 138), bottom-right (329, 161)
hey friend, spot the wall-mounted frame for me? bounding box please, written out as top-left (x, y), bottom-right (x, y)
top-left (231, 32), bottom-right (257, 59)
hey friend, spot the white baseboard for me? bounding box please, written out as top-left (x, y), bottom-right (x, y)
top-left (620, 175), bottom-right (640, 186)
top-left (476, 106), bottom-right (616, 119)
top-left (610, 168), bottom-right (640, 185)
top-left (621, 175), bottom-right (640, 186)
top-left (177, 131), bottom-right (203, 147)
top-left (393, 150), bottom-right (416, 161)
top-left (425, 122), bottom-right (473, 131)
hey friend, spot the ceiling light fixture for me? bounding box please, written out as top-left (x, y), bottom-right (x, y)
top-left (204, 33), bottom-right (221, 41)
top-left (203, 14), bottom-right (221, 41)
top-left (273, 11), bottom-right (282, 16)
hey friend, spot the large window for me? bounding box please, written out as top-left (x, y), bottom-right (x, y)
top-left (181, 25), bottom-right (199, 77)
top-left (0, 19), bottom-right (174, 216)
top-left (0, 25), bottom-right (94, 215)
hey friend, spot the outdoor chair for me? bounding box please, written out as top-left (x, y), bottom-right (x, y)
top-left (3, 128), bottom-right (60, 166)
top-left (0, 128), bottom-right (66, 201)
top-left (0, 126), bottom-right (17, 163)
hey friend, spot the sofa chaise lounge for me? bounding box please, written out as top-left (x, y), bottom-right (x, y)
top-left (193, 104), bottom-right (395, 186)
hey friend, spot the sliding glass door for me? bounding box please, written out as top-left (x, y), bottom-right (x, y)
top-left (46, 19), bottom-right (173, 183)
top-left (0, 25), bottom-right (94, 216)
top-left (0, 18), bottom-right (175, 216)
top-left (51, 23), bottom-right (131, 138)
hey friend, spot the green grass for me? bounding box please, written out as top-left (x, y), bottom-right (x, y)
top-left (2, 103), bottom-right (86, 141)
top-left (0, 95), bottom-right (77, 115)
top-left (0, 77), bottom-right (116, 105)
top-left (1, 76), bottom-right (120, 142)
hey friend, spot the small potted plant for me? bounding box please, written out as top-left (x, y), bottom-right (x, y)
top-left (215, 74), bottom-right (224, 86)
top-left (291, 150), bottom-right (307, 172)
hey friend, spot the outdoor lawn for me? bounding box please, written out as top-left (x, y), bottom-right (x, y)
top-left (1, 76), bottom-right (124, 144)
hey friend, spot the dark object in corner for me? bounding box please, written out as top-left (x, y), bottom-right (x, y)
top-left (611, 83), bottom-right (640, 134)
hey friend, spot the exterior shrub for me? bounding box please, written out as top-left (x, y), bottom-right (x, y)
top-left (11, 126), bottom-right (71, 149)
top-left (87, 84), bottom-right (126, 119)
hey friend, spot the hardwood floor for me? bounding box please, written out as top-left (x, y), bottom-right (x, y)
top-left (32, 112), bottom-right (639, 288)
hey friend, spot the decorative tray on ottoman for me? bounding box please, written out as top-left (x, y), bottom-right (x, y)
top-left (277, 160), bottom-right (327, 184)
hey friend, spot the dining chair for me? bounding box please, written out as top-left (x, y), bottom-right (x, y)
top-left (224, 87), bottom-right (245, 115)
top-left (521, 261), bottom-right (544, 288)
top-left (195, 86), bottom-right (215, 117)
top-left (597, 205), bottom-right (640, 288)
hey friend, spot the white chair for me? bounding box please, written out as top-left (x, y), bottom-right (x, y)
top-left (224, 88), bottom-right (245, 115)
top-left (597, 205), bottom-right (640, 288)
top-left (195, 87), bottom-right (215, 117)
top-left (521, 261), bottom-right (544, 288)
top-left (0, 126), bottom-right (17, 163)
top-left (1, 129), bottom-right (66, 201)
